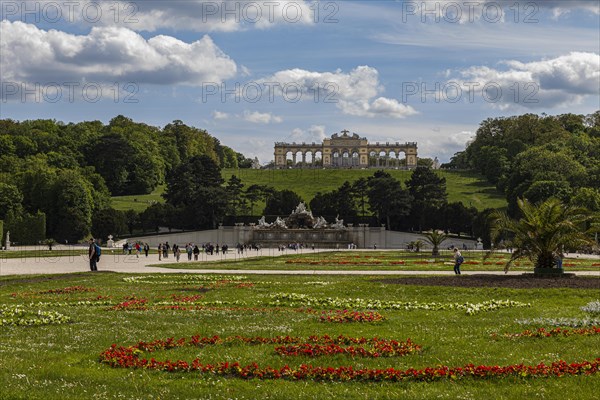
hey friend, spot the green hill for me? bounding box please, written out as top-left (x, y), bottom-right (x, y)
top-left (223, 168), bottom-right (506, 211)
top-left (111, 169), bottom-right (506, 212)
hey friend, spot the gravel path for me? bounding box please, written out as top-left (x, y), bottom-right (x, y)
top-left (1, 249), bottom-right (598, 278)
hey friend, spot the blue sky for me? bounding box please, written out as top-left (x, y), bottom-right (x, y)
top-left (1, 0), bottom-right (599, 163)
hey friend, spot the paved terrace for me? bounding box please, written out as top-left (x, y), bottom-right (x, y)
top-left (1, 246), bottom-right (598, 277)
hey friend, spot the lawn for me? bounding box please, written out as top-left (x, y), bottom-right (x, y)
top-left (1, 271), bottom-right (599, 399)
top-left (153, 250), bottom-right (600, 272)
top-left (110, 169), bottom-right (507, 212)
top-left (111, 184), bottom-right (166, 212)
top-left (223, 168), bottom-right (507, 211)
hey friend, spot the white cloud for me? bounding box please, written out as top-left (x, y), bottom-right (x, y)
top-left (259, 66), bottom-right (418, 118)
top-left (212, 110), bottom-right (229, 120)
top-left (9, 1), bottom-right (315, 32)
top-left (288, 125), bottom-right (327, 142)
top-left (400, 1), bottom-right (598, 24)
top-left (0, 20), bottom-right (237, 86)
top-left (243, 110), bottom-right (283, 124)
top-left (450, 52), bottom-right (600, 109)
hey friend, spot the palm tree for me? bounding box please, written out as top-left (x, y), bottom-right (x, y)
top-left (490, 198), bottom-right (597, 274)
top-left (408, 239), bottom-right (424, 252)
top-left (421, 230), bottom-right (449, 256)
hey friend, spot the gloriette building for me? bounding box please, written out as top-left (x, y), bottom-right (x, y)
top-left (274, 129), bottom-right (417, 168)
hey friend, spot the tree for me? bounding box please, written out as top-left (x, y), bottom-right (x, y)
top-left (405, 166), bottom-right (447, 231)
top-left (225, 175), bottom-right (247, 216)
top-left (335, 181), bottom-right (358, 218)
top-left (309, 191), bottom-right (338, 217)
top-left (164, 155), bottom-right (224, 207)
top-left (351, 177), bottom-right (369, 216)
top-left (490, 198), bottom-right (597, 273)
top-left (421, 230), bottom-right (449, 256)
top-left (92, 208), bottom-right (127, 240)
top-left (163, 120), bottom-right (218, 163)
top-left (367, 171), bottom-right (411, 229)
top-left (245, 184), bottom-right (273, 215)
top-left (87, 130), bottom-right (163, 196)
top-left (0, 183), bottom-right (23, 220)
top-left (505, 147), bottom-right (587, 216)
top-left (443, 202), bottom-right (477, 237)
top-left (124, 210), bottom-right (139, 235)
top-left (163, 155), bottom-right (227, 229)
top-left (139, 203), bottom-right (168, 233)
top-left (264, 189), bottom-right (303, 216)
top-left (47, 170), bottom-right (94, 242)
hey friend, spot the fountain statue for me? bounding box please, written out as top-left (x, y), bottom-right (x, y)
top-left (251, 203), bottom-right (350, 248)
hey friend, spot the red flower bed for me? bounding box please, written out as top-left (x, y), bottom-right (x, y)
top-left (275, 338), bottom-right (420, 358)
top-left (99, 334), bottom-right (600, 381)
top-left (319, 310), bottom-right (385, 323)
top-left (111, 299), bottom-right (148, 311)
top-left (501, 327), bottom-right (600, 338)
top-left (168, 294), bottom-right (203, 303)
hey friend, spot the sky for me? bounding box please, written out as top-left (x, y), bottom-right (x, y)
top-left (1, 0), bottom-right (599, 163)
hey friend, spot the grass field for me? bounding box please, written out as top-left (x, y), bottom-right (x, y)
top-left (1, 271), bottom-right (598, 399)
top-left (153, 250), bottom-right (600, 272)
top-left (110, 169), bottom-right (506, 212)
top-left (223, 168), bottom-right (506, 211)
top-left (111, 184), bottom-right (166, 212)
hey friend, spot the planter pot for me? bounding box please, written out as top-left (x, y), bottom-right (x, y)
top-left (533, 267), bottom-right (564, 277)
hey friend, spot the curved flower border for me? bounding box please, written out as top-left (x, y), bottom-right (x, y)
top-left (99, 334), bottom-right (599, 381)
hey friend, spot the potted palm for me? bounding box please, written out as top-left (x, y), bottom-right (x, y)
top-left (421, 230), bottom-right (449, 257)
top-left (490, 198), bottom-right (597, 276)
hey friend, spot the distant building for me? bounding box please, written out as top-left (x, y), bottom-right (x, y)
top-left (274, 129), bottom-right (418, 168)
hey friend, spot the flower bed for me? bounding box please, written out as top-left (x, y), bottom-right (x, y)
top-left (99, 334), bottom-right (599, 381)
top-left (269, 293), bottom-right (530, 315)
top-left (39, 286), bottom-right (97, 294)
top-left (0, 305), bottom-right (71, 326)
top-left (319, 310), bottom-right (385, 323)
top-left (581, 300), bottom-right (600, 316)
top-left (274, 338), bottom-right (419, 358)
top-left (122, 275), bottom-right (246, 285)
top-left (111, 299), bottom-right (149, 311)
top-left (500, 327), bottom-right (600, 338)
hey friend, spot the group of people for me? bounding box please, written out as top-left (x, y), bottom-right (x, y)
top-left (156, 242), bottom-right (230, 262)
top-left (122, 241), bottom-right (150, 258)
top-left (237, 243), bottom-right (261, 253)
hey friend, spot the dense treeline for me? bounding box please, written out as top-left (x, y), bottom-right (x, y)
top-left (445, 111), bottom-right (600, 216)
top-left (0, 116), bottom-right (251, 243)
top-left (3, 112), bottom-right (598, 246)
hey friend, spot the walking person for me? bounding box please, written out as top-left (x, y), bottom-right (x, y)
top-left (144, 243), bottom-right (149, 257)
top-left (186, 243), bottom-right (193, 261)
top-left (453, 248), bottom-right (464, 275)
top-left (158, 243), bottom-right (162, 261)
top-left (193, 244), bottom-right (200, 261)
top-left (88, 238), bottom-right (98, 272)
